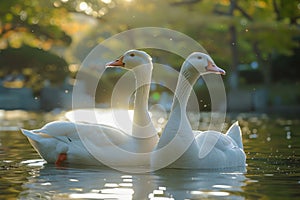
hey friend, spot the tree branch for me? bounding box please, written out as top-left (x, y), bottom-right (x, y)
top-left (272, 0), bottom-right (281, 21)
top-left (213, 7), bottom-right (231, 16)
top-left (235, 4), bottom-right (253, 21)
top-left (214, 0), bottom-right (253, 21)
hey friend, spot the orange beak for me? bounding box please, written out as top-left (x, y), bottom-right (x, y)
top-left (206, 60), bottom-right (226, 75)
top-left (105, 56), bottom-right (125, 67)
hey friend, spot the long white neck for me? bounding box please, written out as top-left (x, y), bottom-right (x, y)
top-left (170, 66), bottom-right (199, 111)
top-left (132, 64), bottom-right (158, 151)
top-left (134, 71), bottom-right (151, 122)
top-left (156, 61), bottom-right (200, 153)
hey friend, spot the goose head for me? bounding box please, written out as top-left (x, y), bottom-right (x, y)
top-left (106, 49), bottom-right (152, 70)
top-left (183, 52), bottom-right (225, 76)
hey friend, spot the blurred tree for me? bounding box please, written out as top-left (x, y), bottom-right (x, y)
top-left (1, 0), bottom-right (298, 97)
top-left (34, 0), bottom-right (296, 107)
top-left (0, 45), bottom-right (68, 93)
top-left (0, 0), bottom-right (71, 89)
top-left (0, 0), bottom-right (71, 49)
top-left (211, 0), bottom-right (299, 86)
top-left (60, 0), bottom-right (299, 86)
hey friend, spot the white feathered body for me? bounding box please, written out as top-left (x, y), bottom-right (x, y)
top-left (22, 121), bottom-right (155, 167)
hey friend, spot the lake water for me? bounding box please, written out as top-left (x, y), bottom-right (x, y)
top-left (0, 111), bottom-right (299, 199)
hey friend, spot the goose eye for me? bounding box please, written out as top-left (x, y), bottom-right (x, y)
top-left (130, 53), bottom-right (135, 57)
top-left (197, 56), bottom-right (202, 59)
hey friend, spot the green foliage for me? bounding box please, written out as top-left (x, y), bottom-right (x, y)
top-left (0, 0), bottom-right (299, 97)
top-left (0, 0), bottom-right (72, 91)
top-left (0, 0), bottom-right (71, 49)
top-left (66, 0), bottom-right (299, 85)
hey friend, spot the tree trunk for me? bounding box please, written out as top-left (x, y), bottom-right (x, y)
top-left (228, 0), bottom-right (239, 90)
top-left (229, 24), bottom-right (239, 90)
top-left (253, 42), bottom-right (272, 86)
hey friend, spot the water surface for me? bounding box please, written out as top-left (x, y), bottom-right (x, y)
top-left (0, 111), bottom-right (299, 199)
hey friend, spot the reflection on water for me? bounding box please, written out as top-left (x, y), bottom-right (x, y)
top-left (0, 111), bottom-right (300, 199)
top-left (19, 163), bottom-right (246, 200)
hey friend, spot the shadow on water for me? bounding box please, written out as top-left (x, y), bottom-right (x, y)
top-left (0, 111), bottom-right (300, 199)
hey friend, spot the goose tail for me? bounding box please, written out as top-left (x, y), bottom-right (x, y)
top-left (226, 121), bottom-right (243, 149)
top-left (20, 129), bottom-right (42, 142)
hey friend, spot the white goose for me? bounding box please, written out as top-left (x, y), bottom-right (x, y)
top-left (21, 50), bottom-right (159, 167)
top-left (151, 52), bottom-right (246, 170)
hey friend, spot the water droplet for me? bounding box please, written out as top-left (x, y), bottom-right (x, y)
top-left (266, 137), bottom-right (271, 142)
top-left (249, 133), bottom-right (258, 139)
top-left (286, 131), bottom-right (291, 139)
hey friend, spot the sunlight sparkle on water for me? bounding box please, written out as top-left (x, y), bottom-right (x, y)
top-left (210, 191), bottom-right (231, 196)
top-left (69, 187), bottom-right (134, 199)
top-left (20, 159), bottom-right (46, 166)
top-left (123, 178), bottom-right (133, 182)
top-left (41, 182), bottom-right (51, 186)
top-left (121, 175), bottom-right (132, 178)
top-left (153, 189), bottom-right (164, 195)
top-left (100, 188), bottom-right (134, 195)
top-left (119, 183), bottom-right (133, 187)
top-left (212, 184), bottom-right (232, 189)
top-left (2, 111), bottom-right (300, 199)
top-left (104, 183), bottom-right (119, 187)
top-left (191, 190), bottom-right (230, 197)
top-left (70, 188), bottom-right (83, 192)
top-left (159, 186), bottom-right (166, 190)
top-left (69, 192), bottom-right (131, 199)
top-left (148, 186), bottom-right (173, 200)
